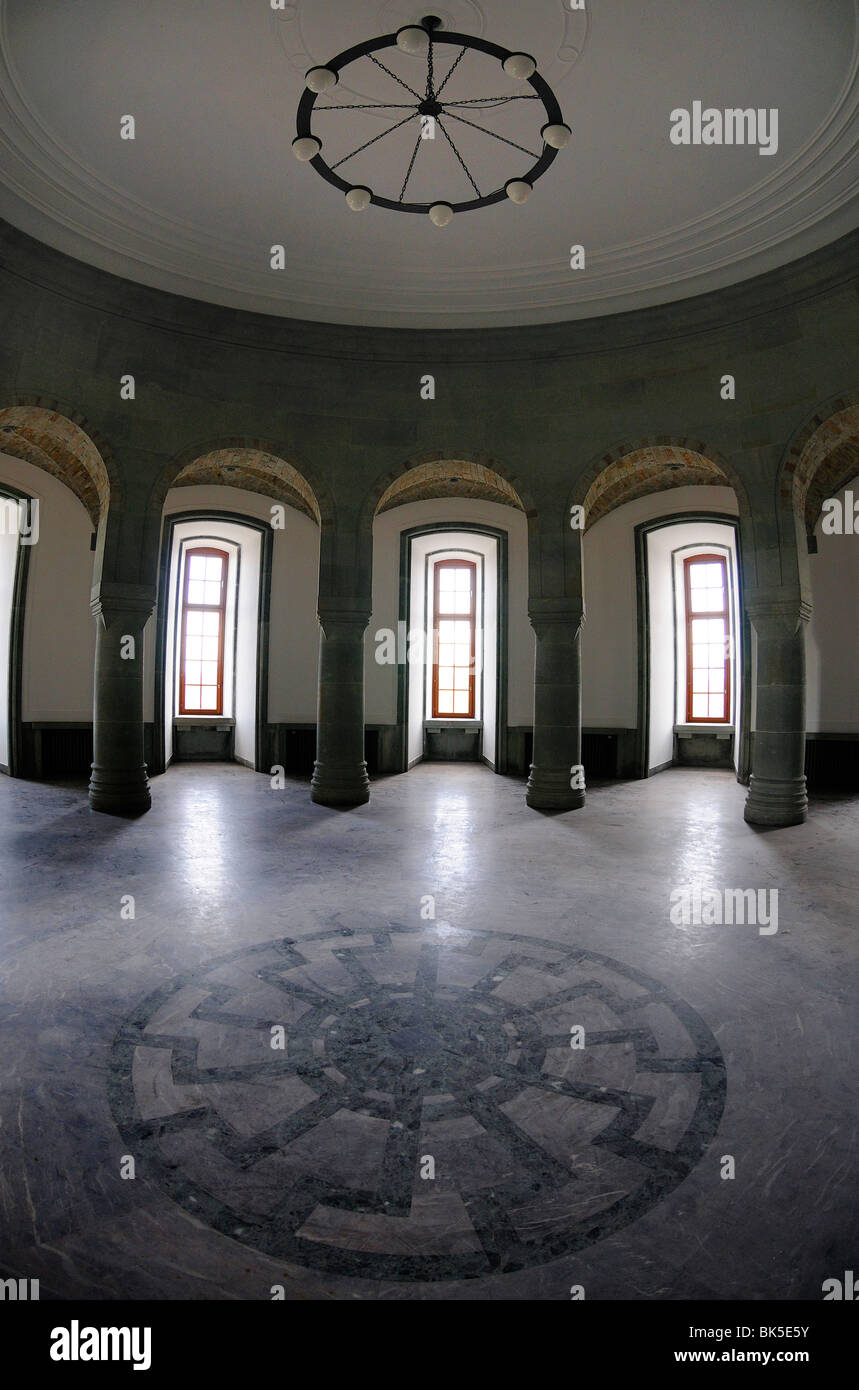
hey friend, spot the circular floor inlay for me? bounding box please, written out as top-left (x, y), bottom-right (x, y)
top-left (110, 925), bottom-right (726, 1281)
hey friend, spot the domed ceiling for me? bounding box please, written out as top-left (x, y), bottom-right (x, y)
top-left (0, 0), bottom-right (858, 328)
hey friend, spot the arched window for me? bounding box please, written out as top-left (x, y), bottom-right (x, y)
top-left (432, 559), bottom-right (476, 718)
top-left (684, 553), bottom-right (730, 723)
top-left (178, 547), bottom-right (228, 715)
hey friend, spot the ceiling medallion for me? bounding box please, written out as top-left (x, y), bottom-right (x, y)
top-left (293, 15), bottom-right (571, 224)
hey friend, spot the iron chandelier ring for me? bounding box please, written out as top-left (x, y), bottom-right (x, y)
top-left (294, 28), bottom-right (566, 214)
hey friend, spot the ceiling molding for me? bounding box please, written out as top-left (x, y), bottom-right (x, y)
top-left (1, 1), bottom-right (858, 327)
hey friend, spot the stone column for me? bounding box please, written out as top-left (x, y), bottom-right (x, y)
top-left (88, 583), bottom-right (154, 816)
top-left (526, 598), bottom-right (586, 811)
top-left (744, 598), bottom-right (810, 827)
top-left (311, 598), bottom-right (370, 807)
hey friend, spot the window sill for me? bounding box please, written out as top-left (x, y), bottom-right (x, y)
top-left (424, 719), bottom-right (482, 729)
top-left (174, 716), bottom-right (235, 727)
top-left (675, 723), bottom-right (733, 737)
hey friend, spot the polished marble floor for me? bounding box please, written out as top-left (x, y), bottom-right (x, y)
top-left (0, 763), bottom-right (855, 1300)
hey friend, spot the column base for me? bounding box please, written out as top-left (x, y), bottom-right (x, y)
top-left (744, 774), bottom-right (808, 827)
top-left (88, 765), bottom-right (152, 816)
top-left (311, 761), bottom-right (370, 808)
top-left (526, 765), bottom-right (586, 812)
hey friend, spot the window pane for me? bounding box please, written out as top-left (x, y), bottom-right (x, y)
top-left (205, 556), bottom-right (223, 580)
top-left (708, 618), bottom-right (726, 641)
top-left (201, 661), bottom-right (218, 685)
top-left (204, 581), bottom-right (221, 606)
top-left (454, 668), bottom-right (469, 689)
top-left (708, 642), bottom-right (726, 666)
top-left (454, 644), bottom-right (471, 666)
top-left (453, 691), bottom-right (470, 713)
top-left (454, 620), bottom-right (470, 642)
top-left (201, 635), bottom-right (219, 661)
top-left (185, 635), bottom-right (203, 659)
top-left (437, 691), bottom-right (454, 713)
top-left (185, 610), bottom-right (203, 635)
top-left (709, 669), bottom-right (726, 693)
top-left (183, 687), bottom-right (201, 710)
top-left (437, 667), bottom-right (453, 689)
top-left (185, 661), bottom-right (202, 685)
top-left (706, 563), bottom-right (723, 585)
top-left (200, 686), bottom-right (217, 708)
top-left (691, 618), bottom-right (710, 642)
top-left (692, 668), bottom-right (709, 692)
top-left (692, 644), bottom-right (709, 668)
top-left (438, 620), bottom-right (456, 643)
top-left (455, 568), bottom-right (471, 591)
top-left (188, 555), bottom-right (207, 578)
top-left (709, 695), bottom-right (725, 718)
top-left (438, 643), bottom-right (454, 667)
top-left (454, 591), bottom-right (471, 614)
top-left (692, 694), bottom-right (708, 718)
top-left (691, 589), bottom-right (723, 613)
top-left (439, 567), bottom-right (455, 590)
top-left (187, 580), bottom-right (205, 605)
top-left (202, 611), bottom-right (219, 636)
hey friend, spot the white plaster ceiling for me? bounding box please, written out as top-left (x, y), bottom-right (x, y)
top-left (1, 0), bottom-right (858, 328)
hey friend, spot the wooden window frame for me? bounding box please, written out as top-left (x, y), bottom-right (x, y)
top-left (178, 545), bottom-right (229, 716)
top-left (684, 553), bottom-right (731, 724)
top-left (431, 558), bottom-right (477, 720)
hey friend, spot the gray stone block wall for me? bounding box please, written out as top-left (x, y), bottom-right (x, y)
top-left (1, 220), bottom-right (857, 822)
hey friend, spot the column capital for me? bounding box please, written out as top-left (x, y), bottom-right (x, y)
top-left (528, 596), bottom-right (585, 636)
top-left (745, 593), bottom-right (812, 638)
top-left (317, 596), bottom-right (371, 639)
top-left (90, 581), bottom-right (156, 623)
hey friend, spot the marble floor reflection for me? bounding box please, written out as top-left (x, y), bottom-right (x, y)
top-left (0, 763), bottom-right (855, 1301)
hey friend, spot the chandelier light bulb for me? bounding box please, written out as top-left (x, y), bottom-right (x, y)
top-left (541, 121), bottom-right (571, 150)
top-left (345, 186), bottom-right (372, 212)
top-left (502, 52), bottom-right (536, 81)
top-left (305, 66), bottom-right (338, 94)
top-left (429, 202), bottom-right (454, 227)
top-left (505, 179), bottom-right (532, 204)
top-left (292, 135), bottom-right (321, 161)
top-left (396, 25), bottom-right (429, 55)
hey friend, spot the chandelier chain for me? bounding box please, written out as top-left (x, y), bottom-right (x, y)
top-left (367, 52), bottom-right (422, 100)
top-left (443, 95), bottom-right (540, 107)
top-left (399, 128), bottom-right (424, 202)
top-left (330, 110), bottom-right (419, 171)
top-left (435, 46), bottom-right (467, 97)
top-left (443, 108), bottom-right (541, 159)
top-left (436, 118), bottom-right (481, 198)
top-left (315, 101), bottom-right (419, 111)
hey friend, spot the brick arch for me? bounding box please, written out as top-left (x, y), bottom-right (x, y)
top-left (571, 436), bottom-right (747, 530)
top-left (172, 449), bottom-right (319, 524)
top-left (778, 396), bottom-right (859, 534)
top-left (366, 450), bottom-right (535, 527)
top-left (0, 400), bottom-right (116, 523)
top-left (154, 438), bottom-right (333, 527)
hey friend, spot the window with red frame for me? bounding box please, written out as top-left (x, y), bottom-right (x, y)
top-left (684, 554), bottom-right (731, 723)
top-left (432, 560), bottom-right (476, 718)
top-left (178, 547), bottom-right (228, 715)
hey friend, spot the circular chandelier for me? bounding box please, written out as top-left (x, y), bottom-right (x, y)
top-left (292, 15), bottom-right (571, 224)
